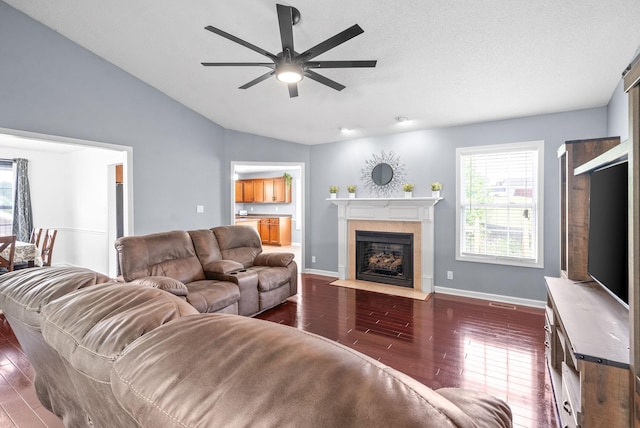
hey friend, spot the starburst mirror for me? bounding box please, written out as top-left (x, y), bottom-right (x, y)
top-left (361, 150), bottom-right (406, 197)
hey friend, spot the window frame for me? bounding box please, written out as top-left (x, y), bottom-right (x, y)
top-left (455, 140), bottom-right (544, 268)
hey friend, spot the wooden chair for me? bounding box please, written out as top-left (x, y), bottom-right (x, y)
top-left (40, 229), bottom-right (58, 267)
top-left (30, 227), bottom-right (44, 248)
top-left (0, 235), bottom-right (17, 273)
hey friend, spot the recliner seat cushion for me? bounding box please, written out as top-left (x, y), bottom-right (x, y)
top-left (251, 266), bottom-right (291, 292)
top-left (184, 280), bottom-right (240, 313)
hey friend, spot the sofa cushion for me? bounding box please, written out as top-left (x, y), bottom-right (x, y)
top-left (251, 266), bottom-right (291, 292)
top-left (115, 230), bottom-right (205, 283)
top-left (188, 229), bottom-right (223, 266)
top-left (184, 280), bottom-right (240, 313)
top-left (41, 283), bottom-right (198, 382)
top-left (254, 252), bottom-right (294, 267)
top-left (0, 267), bottom-right (113, 328)
top-left (111, 314), bottom-right (492, 427)
top-left (129, 276), bottom-right (189, 297)
top-left (212, 226), bottom-right (262, 267)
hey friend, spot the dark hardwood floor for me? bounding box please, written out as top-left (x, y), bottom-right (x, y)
top-left (0, 274), bottom-right (558, 427)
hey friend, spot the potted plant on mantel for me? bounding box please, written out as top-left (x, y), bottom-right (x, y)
top-left (347, 185), bottom-right (357, 198)
top-left (402, 183), bottom-right (414, 198)
top-left (431, 181), bottom-right (442, 197)
top-left (329, 185), bottom-right (339, 199)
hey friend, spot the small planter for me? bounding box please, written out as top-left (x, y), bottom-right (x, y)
top-left (349, 193), bottom-right (356, 199)
top-left (432, 190), bottom-right (441, 198)
top-left (330, 193), bottom-right (337, 199)
top-left (405, 192), bottom-right (412, 198)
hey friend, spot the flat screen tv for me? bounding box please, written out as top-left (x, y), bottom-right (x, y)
top-left (587, 160), bottom-right (629, 307)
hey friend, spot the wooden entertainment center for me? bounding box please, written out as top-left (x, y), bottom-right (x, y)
top-left (548, 137), bottom-right (631, 427)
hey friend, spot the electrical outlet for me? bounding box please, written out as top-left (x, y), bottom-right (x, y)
top-left (275, 207), bottom-right (278, 211)
top-left (312, 256), bottom-right (316, 263)
top-left (196, 205), bottom-right (204, 214)
top-left (447, 271), bottom-right (453, 280)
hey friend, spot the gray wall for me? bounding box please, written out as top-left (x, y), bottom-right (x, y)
top-left (309, 108), bottom-right (609, 302)
top-left (0, 2), bottom-right (297, 235)
top-left (607, 79), bottom-right (629, 141)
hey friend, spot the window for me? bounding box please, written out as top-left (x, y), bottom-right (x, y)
top-left (0, 161), bottom-right (13, 236)
top-left (456, 141), bottom-right (544, 268)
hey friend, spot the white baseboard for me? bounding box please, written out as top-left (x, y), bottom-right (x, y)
top-left (435, 285), bottom-right (546, 309)
top-left (303, 268), bottom-right (338, 277)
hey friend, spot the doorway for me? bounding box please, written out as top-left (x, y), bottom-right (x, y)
top-left (231, 161), bottom-right (304, 272)
top-left (0, 127), bottom-right (133, 276)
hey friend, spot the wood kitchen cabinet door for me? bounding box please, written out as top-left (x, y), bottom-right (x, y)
top-left (253, 179), bottom-right (265, 202)
top-left (235, 181), bottom-right (243, 203)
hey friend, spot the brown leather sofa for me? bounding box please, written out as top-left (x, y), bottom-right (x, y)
top-left (115, 225), bottom-right (297, 316)
top-left (0, 267), bottom-right (513, 427)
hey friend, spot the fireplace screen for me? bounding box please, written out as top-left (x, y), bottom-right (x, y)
top-left (355, 230), bottom-right (413, 288)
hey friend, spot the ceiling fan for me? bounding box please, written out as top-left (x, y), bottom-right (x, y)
top-left (201, 4), bottom-right (377, 98)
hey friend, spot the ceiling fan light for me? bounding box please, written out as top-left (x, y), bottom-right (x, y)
top-left (276, 63), bottom-right (303, 83)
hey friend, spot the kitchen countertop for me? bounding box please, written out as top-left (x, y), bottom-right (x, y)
top-left (235, 214), bottom-right (292, 220)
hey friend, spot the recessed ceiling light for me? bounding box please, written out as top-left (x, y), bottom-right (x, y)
top-left (340, 127), bottom-right (352, 134)
top-left (396, 116), bottom-right (409, 123)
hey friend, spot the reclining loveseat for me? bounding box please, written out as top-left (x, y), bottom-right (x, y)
top-left (115, 225), bottom-right (297, 316)
top-left (0, 266), bottom-right (513, 427)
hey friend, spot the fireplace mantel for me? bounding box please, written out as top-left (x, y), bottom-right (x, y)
top-left (328, 197), bottom-right (442, 293)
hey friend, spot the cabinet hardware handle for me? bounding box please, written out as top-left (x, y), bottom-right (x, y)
top-left (562, 400), bottom-right (572, 415)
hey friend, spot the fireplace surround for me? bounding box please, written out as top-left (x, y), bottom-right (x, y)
top-left (329, 197), bottom-right (442, 293)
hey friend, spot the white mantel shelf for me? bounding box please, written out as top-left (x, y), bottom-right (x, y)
top-left (328, 196), bottom-right (443, 294)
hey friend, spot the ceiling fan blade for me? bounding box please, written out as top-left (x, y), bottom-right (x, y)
top-left (239, 71), bottom-right (275, 89)
top-left (299, 24), bottom-right (364, 61)
top-left (204, 26), bottom-right (278, 62)
top-left (304, 60), bottom-right (377, 69)
top-left (201, 62), bottom-right (274, 68)
top-left (276, 4), bottom-right (295, 56)
top-left (288, 83), bottom-right (299, 98)
top-left (304, 70), bottom-right (345, 91)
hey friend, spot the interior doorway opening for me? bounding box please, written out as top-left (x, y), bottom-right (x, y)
top-left (230, 161), bottom-right (304, 272)
top-left (0, 127), bottom-right (133, 277)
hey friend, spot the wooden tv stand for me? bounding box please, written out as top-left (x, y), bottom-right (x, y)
top-left (545, 276), bottom-right (630, 427)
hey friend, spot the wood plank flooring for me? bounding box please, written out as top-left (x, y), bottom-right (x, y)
top-left (0, 273), bottom-right (558, 427)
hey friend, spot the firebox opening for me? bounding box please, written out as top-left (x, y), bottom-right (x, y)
top-left (355, 230), bottom-right (414, 288)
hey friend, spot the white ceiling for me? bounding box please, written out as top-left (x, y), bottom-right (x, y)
top-left (6, 1), bottom-right (640, 145)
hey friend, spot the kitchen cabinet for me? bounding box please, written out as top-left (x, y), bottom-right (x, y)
top-left (258, 217), bottom-right (291, 246)
top-left (235, 177), bottom-right (291, 203)
top-left (235, 180), bottom-right (255, 202)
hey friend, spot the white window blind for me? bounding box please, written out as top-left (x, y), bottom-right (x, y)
top-left (456, 141), bottom-right (544, 268)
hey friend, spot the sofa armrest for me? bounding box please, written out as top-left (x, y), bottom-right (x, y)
top-left (203, 260), bottom-right (245, 277)
top-left (129, 276), bottom-right (189, 297)
top-left (253, 252), bottom-right (294, 267)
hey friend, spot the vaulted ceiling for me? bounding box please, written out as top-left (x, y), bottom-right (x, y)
top-left (6, 1), bottom-right (640, 144)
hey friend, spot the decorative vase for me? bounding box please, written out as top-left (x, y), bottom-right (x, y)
top-left (432, 190), bottom-right (441, 198)
top-left (404, 191), bottom-right (412, 198)
top-left (330, 193), bottom-right (337, 199)
top-left (349, 192), bottom-right (356, 199)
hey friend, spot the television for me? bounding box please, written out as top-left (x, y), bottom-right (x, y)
top-left (587, 160), bottom-right (629, 307)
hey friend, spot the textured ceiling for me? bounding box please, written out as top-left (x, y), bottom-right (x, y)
top-left (5, 0), bottom-right (640, 145)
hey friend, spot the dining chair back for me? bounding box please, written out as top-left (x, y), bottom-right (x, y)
top-left (41, 229), bottom-right (58, 267)
top-left (0, 235), bottom-right (17, 273)
top-left (30, 227), bottom-right (44, 248)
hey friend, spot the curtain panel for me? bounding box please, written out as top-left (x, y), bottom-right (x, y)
top-left (12, 159), bottom-right (33, 242)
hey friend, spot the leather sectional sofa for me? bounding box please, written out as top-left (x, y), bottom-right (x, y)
top-left (0, 266), bottom-right (513, 427)
top-left (114, 225), bottom-right (297, 316)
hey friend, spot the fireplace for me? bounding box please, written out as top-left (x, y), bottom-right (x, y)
top-left (355, 230), bottom-right (414, 288)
